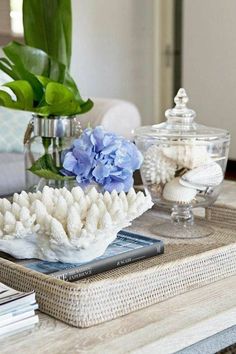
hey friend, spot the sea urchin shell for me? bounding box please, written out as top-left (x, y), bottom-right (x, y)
top-left (141, 145), bottom-right (177, 184)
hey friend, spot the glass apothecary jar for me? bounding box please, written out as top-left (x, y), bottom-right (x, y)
top-left (24, 115), bottom-right (80, 191)
top-left (134, 88), bottom-right (230, 239)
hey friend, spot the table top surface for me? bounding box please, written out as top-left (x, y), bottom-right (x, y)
top-left (1, 180), bottom-right (236, 353)
top-left (1, 275), bottom-right (235, 354)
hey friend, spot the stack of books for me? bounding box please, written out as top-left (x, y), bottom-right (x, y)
top-left (0, 282), bottom-right (38, 337)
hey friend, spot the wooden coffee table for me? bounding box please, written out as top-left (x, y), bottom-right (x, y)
top-left (0, 275), bottom-right (235, 354)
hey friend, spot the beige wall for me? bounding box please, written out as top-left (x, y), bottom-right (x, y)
top-left (0, 0), bottom-right (170, 126)
top-left (70, 0), bottom-right (155, 125)
top-left (183, 0), bottom-right (236, 159)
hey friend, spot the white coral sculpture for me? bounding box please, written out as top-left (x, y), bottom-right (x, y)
top-left (0, 186), bottom-right (153, 262)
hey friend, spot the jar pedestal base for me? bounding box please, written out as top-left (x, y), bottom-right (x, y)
top-left (156, 220), bottom-right (213, 239)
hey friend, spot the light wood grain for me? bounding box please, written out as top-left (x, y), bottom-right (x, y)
top-left (1, 276), bottom-right (236, 354)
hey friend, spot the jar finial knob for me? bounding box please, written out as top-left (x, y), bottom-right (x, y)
top-left (174, 88), bottom-right (189, 107)
top-left (165, 87), bottom-right (196, 121)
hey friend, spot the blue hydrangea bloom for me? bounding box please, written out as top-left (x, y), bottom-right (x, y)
top-left (61, 126), bottom-right (143, 192)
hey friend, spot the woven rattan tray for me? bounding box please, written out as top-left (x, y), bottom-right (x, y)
top-left (0, 209), bottom-right (236, 328)
top-left (206, 180), bottom-right (236, 228)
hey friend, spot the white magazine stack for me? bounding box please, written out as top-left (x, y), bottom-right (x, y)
top-left (0, 282), bottom-right (38, 337)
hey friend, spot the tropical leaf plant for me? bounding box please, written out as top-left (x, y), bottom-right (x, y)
top-left (23, 0), bottom-right (72, 68)
top-left (0, 0), bottom-right (93, 180)
top-left (0, 42), bottom-right (93, 116)
top-left (0, 0), bottom-right (93, 116)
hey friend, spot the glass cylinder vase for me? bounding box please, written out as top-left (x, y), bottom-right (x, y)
top-left (24, 115), bottom-right (80, 192)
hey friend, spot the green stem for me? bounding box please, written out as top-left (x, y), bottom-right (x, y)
top-left (52, 137), bottom-right (60, 188)
top-left (58, 137), bottom-right (63, 168)
top-left (52, 137), bottom-right (58, 168)
top-left (42, 137), bottom-right (52, 154)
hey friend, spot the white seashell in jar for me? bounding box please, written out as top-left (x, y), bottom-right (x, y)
top-left (179, 161), bottom-right (224, 191)
top-left (0, 186), bottom-right (153, 263)
top-left (141, 145), bottom-right (177, 184)
top-left (161, 141), bottom-right (211, 169)
top-left (162, 177), bottom-right (197, 204)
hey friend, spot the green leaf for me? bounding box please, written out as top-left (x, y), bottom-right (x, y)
top-left (30, 168), bottom-right (74, 180)
top-left (0, 41), bottom-right (94, 115)
top-left (29, 153), bottom-right (74, 180)
top-left (64, 71), bottom-right (82, 100)
top-left (36, 85), bottom-right (93, 116)
top-left (45, 82), bottom-right (74, 105)
top-left (0, 58), bottom-right (13, 68)
top-left (37, 75), bottom-right (54, 88)
top-left (31, 153), bottom-right (58, 173)
top-left (3, 42), bottom-right (49, 76)
top-left (0, 90), bottom-right (21, 109)
top-left (36, 82), bottom-right (82, 116)
top-left (36, 101), bottom-right (81, 116)
top-left (0, 80), bottom-right (34, 110)
top-left (3, 41), bottom-right (65, 83)
top-left (23, 0), bottom-right (72, 68)
top-left (4, 81), bottom-right (34, 110)
top-left (79, 99), bottom-right (94, 114)
top-left (3, 42), bottom-right (44, 102)
top-left (3, 42), bottom-right (76, 95)
top-left (0, 58), bottom-right (20, 81)
top-left (13, 65), bottom-right (44, 103)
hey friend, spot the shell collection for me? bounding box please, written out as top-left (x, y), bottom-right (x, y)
top-left (141, 140), bottom-right (224, 205)
top-left (0, 186), bottom-right (153, 262)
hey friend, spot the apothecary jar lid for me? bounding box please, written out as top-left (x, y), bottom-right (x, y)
top-left (135, 88), bottom-right (230, 141)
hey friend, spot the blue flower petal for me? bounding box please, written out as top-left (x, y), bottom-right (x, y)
top-left (92, 162), bottom-right (111, 182)
top-left (63, 152), bottom-right (77, 172)
top-left (103, 179), bottom-right (124, 193)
